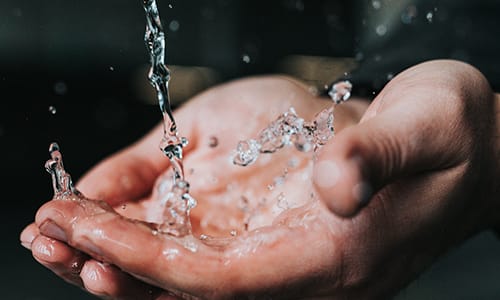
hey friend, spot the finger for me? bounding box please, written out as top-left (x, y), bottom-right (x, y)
top-left (313, 98), bottom-right (469, 217)
top-left (30, 219), bottom-right (177, 299)
top-left (80, 260), bottom-right (178, 300)
top-left (76, 108), bottom-right (197, 207)
top-left (36, 199), bottom-right (202, 294)
top-left (36, 198), bottom-right (342, 298)
top-left (20, 223), bottom-right (39, 250)
top-left (31, 234), bottom-right (88, 286)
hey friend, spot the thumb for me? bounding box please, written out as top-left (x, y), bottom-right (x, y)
top-left (312, 104), bottom-right (464, 217)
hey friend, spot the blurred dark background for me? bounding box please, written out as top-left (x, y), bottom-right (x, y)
top-left (1, 0), bottom-right (500, 299)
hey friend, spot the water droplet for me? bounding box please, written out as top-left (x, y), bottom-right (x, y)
top-left (208, 136), bottom-right (218, 148)
top-left (308, 85), bottom-right (319, 96)
top-left (293, 131), bottom-right (313, 152)
top-left (267, 184), bottom-right (275, 191)
top-left (288, 158), bottom-right (299, 168)
top-left (71, 261), bottom-right (80, 270)
top-left (387, 73), bottom-right (394, 81)
top-left (168, 4), bottom-right (173, 8)
top-left (328, 80), bottom-right (352, 104)
top-left (151, 229), bottom-right (159, 236)
top-left (121, 204), bottom-right (127, 210)
top-left (48, 106), bottom-right (57, 115)
top-left (54, 81), bottom-right (68, 95)
top-left (242, 54), bottom-right (251, 63)
top-left (169, 20), bottom-right (180, 32)
top-left (274, 175), bottom-right (285, 186)
top-left (200, 234), bottom-right (208, 240)
top-left (233, 139), bottom-right (261, 166)
top-left (375, 24), bottom-right (387, 36)
top-left (109, 66), bottom-right (115, 71)
top-left (277, 193), bottom-right (288, 209)
top-left (162, 248), bottom-right (179, 260)
top-left (312, 108), bottom-right (334, 145)
top-left (230, 230), bottom-right (237, 236)
top-left (426, 11), bottom-right (434, 23)
top-left (45, 142), bottom-right (80, 198)
top-left (372, 0), bottom-right (381, 10)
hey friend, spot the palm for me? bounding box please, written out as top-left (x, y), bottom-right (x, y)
top-left (25, 62), bottom-right (499, 299)
top-left (105, 76), bottom-right (360, 298)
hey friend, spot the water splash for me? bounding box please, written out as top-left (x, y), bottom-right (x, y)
top-left (233, 80), bottom-right (352, 166)
top-left (44, 142), bottom-right (81, 199)
top-left (142, 0), bottom-right (196, 236)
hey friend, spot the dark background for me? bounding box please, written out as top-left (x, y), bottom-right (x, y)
top-left (1, 0), bottom-right (500, 299)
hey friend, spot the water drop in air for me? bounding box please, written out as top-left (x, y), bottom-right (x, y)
top-left (375, 24), bottom-right (387, 36)
top-left (48, 106), bottom-right (57, 115)
top-left (45, 142), bottom-right (81, 199)
top-left (242, 54), bottom-right (251, 63)
top-left (169, 20), bottom-right (180, 32)
top-left (426, 12), bottom-right (434, 23)
top-left (233, 81), bottom-right (352, 166)
top-left (328, 80), bottom-right (352, 104)
top-left (233, 139), bottom-right (261, 166)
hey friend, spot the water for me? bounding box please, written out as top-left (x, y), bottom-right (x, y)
top-left (45, 142), bottom-right (81, 199)
top-left (233, 80), bottom-right (352, 167)
top-left (142, 0), bottom-right (197, 236)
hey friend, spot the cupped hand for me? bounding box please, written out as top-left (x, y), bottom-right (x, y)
top-left (311, 60), bottom-right (499, 296)
top-left (21, 75), bottom-right (368, 299)
top-left (21, 60), bottom-right (499, 299)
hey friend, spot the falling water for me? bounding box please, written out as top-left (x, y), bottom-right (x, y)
top-left (142, 0), bottom-right (196, 236)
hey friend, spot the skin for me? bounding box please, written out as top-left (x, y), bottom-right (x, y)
top-left (21, 60), bottom-right (500, 299)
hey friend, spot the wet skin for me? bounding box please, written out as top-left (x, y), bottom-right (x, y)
top-left (21, 60), bottom-right (500, 299)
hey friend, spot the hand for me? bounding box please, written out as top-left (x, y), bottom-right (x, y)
top-left (21, 75), bottom-right (368, 299)
top-left (21, 59), bottom-right (500, 299)
top-left (311, 60), bottom-right (499, 295)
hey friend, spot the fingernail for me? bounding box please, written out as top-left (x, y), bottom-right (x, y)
top-left (40, 220), bottom-right (67, 242)
top-left (21, 241), bottom-right (32, 250)
top-left (20, 227), bottom-right (36, 250)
